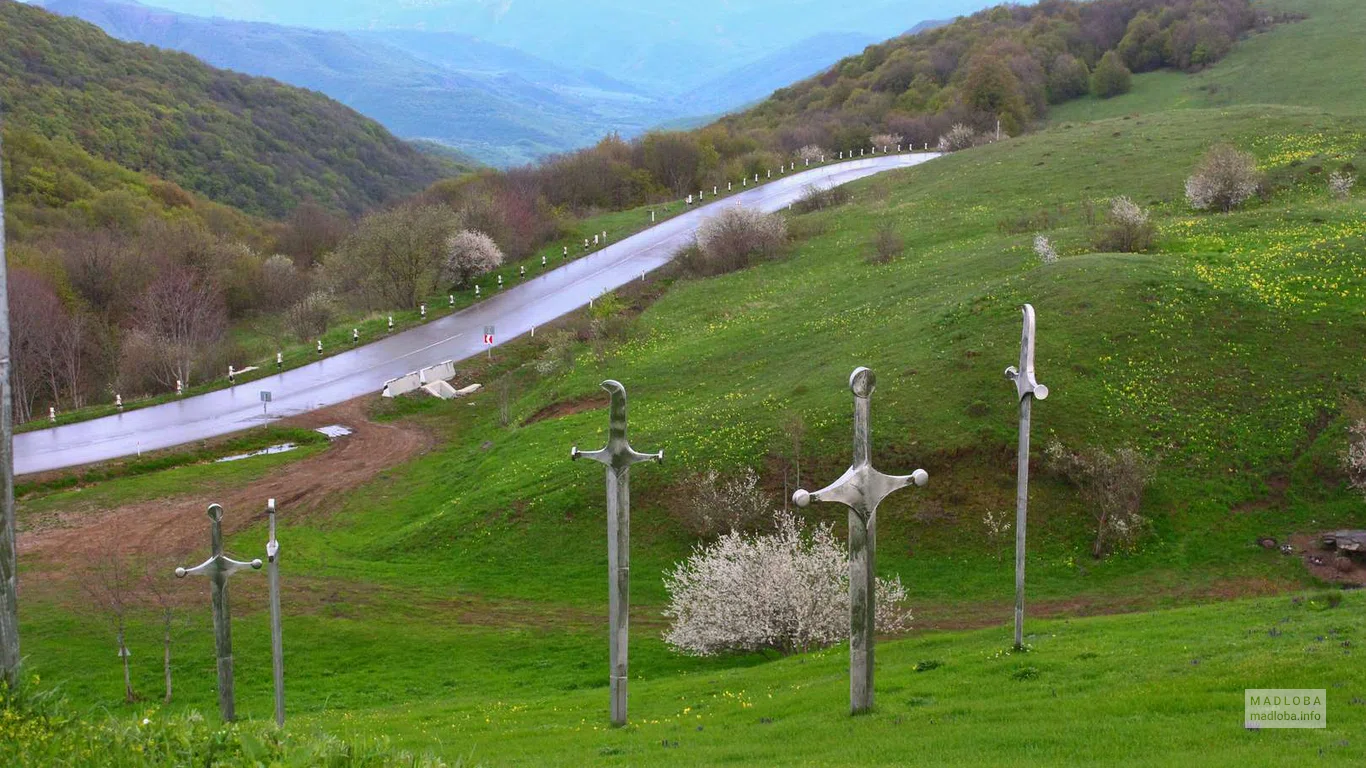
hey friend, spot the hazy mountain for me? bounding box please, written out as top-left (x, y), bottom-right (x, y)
top-left (36, 0), bottom-right (677, 166)
top-left (112, 0), bottom-right (997, 93)
top-left (679, 32), bottom-right (877, 115)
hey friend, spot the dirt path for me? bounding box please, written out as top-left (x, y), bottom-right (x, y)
top-left (18, 398), bottom-right (433, 568)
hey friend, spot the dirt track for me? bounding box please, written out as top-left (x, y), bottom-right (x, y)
top-left (17, 398), bottom-right (432, 569)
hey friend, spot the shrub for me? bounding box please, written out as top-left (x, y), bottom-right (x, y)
top-left (797, 144), bottom-right (826, 163)
top-left (442, 229), bottom-right (504, 288)
top-left (868, 219), bottom-right (904, 264)
top-left (284, 290), bottom-right (337, 342)
top-left (532, 330), bottom-right (577, 377)
top-left (869, 133), bottom-right (903, 149)
top-left (1033, 234), bottom-right (1058, 264)
top-left (259, 253), bottom-right (308, 310)
top-left (1045, 439), bottom-right (1154, 558)
top-left (0, 681), bottom-right (453, 766)
top-left (1090, 51), bottom-right (1132, 98)
top-left (688, 205), bottom-right (787, 276)
top-left (1329, 170), bottom-right (1357, 200)
top-left (1094, 196), bottom-right (1155, 253)
top-left (676, 467), bottom-right (773, 537)
top-left (1185, 144), bottom-right (1261, 212)
top-left (792, 184), bottom-right (850, 214)
top-left (663, 511), bottom-right (912, 656)
top-left (937, 124), bottom-right (977, 152)
top-left (1346, 419), bottom-right (1366, 499)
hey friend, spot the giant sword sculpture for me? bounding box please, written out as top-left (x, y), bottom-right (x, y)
top-left (571, 380), bottom-right (663, 726)
top-left (1004, 304), bottom-right (1048, 650)
top-left (0, 125), bottom-right (19, 689)
top-left (265, 498), bottom-right (285, 726)
top-left (175, 504), bottom-right (261, 721)
top-left (794, 367), bottom-right (928, 715)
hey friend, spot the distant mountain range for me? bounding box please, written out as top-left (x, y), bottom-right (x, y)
top-left (30, 0), bottom-right (970, 167)
top-left (124, 0), bottom-right (990, 90)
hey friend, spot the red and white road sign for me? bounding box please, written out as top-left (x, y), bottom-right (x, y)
top-left (483, 325), bottom-right (495, 345)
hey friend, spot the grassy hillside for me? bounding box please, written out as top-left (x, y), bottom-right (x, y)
top-left (0, 0), bottom-right (448, 216)
top-left (1050, 0), bottom-right (1366, 123)
top-left (15, 102), bottom-right (1366, 762)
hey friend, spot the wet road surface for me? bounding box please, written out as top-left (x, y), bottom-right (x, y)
top-left (15, 153), bottom-right (938, 475)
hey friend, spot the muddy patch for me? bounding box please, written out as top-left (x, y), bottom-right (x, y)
top-left (521, 393), bottom-right (606, 427)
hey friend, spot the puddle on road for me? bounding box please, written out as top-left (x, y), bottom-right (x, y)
top-left (216, 443), bottom-right (298, 463)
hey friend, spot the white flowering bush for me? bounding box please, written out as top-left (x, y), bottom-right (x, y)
top-left (1329, 170), bottom-right (1356, 200)
top-left (1033, 234), bottom-right (1058, 264)
top-left (936, 124), bottom-right (977, 152)
top-left (797, 144), bottom-right (826, 163)
top-left (1095, 196), bottom-right (1155, 252)
top-left (442, 229), bottom-right (504, 288)
top-left (1346, 419), bottom-right (1366, 499)
top-left (663, 512), bottom-right (912, 656)
top-left (1185, 144), bottom-right (1260, 212)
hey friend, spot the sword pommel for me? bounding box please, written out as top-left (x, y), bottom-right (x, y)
top-left (849, 367), bottom-right (876, 398)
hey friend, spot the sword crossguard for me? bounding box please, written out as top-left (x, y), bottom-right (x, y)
top-left (173, 503), bottom-right (264, 579)
top-left (570, 380), bottom-right (662, 470)
top-left (1005, 304), bottom-right (1048, 402)
top-left (792, 367), bottom-right (928, 521)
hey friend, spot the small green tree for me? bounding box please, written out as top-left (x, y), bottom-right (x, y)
top-left (1047, 54), bottom-right (1091, 104)
top-left (1090, 51), bottom-right (1132, 99)
top-left (963, 53), bottom-right (1028, 135)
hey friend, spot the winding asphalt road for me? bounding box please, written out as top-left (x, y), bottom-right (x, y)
top-left (14, 152), bottom-right (938, 475)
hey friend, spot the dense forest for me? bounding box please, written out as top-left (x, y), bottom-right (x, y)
top-left (0, 0), bottom-right (451, 218)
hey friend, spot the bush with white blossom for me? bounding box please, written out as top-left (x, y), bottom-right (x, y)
top-left (1185, 144), bottom-right (1260, 212)
top-left (1033, 234), bottom-right (1058, 264)
top-left (442, 229), bottom-right (504, 288)
top-left (663, 512), bottom-right (912, 656)
top-left (1329, 170), bottom-right (1356, 200)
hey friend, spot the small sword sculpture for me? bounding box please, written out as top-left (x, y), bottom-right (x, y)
top-left (265, 499), bottom-right (285, 726)
top-left (794, 367), bottom-right (927, 715)
top-left (1004, 304), bottom-right (1048, 650)
top-left (175, 504), bottom-right (261, 721)
top-left (571, 380), bottom-right (663, 727)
